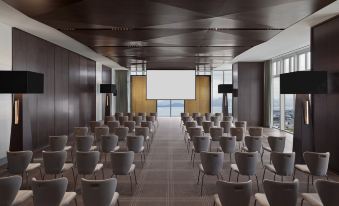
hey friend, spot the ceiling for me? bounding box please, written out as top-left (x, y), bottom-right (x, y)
top-left (4, 0), bottom-right (335, 69)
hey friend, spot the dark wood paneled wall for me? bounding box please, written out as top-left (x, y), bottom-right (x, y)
top-left (12, 28), bottom-right (96, 150)
top-left (184, 76), bottom-right (211, 114)
top-left (131, 76), bottom-right (157, 114)
top-left (232, 62), bottom-right (264, 126)
top-left (311, 16), bottom-right (339, 172)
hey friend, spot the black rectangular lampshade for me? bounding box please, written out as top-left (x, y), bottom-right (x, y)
top-left (280, 71), bottom-right (328, 94)
top-left (100, 84), bottom-right (117, 95)
top-left (0, 71), bottom-right (44, 93)
top-left (218, 84), bottom-right (233, 93)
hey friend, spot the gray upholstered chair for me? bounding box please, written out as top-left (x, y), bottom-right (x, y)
top-left (254, 179), bottom-right (299, 206)
top-left (114, 112), bottom-right (123, 121)
top-left (217, 136), bottom-right (236, 163)
top-left (141, 121), bottom-right (155, 140)
top-left (182, 116), bottom-right (193, 132)
top-left (128, 112), bottom-right (135, 121)
top-left (229, 152), bottom-right (259, 191)
top-left (187, 127), bottom-right (203, 153)
top-left (32, 177), bottom-right (77, 206)
top-left (49, 135), bottom-right (73, 162)
top-left (301, 179), bottom-right (339, 206)
top-left (248, 127), bottom-right (264, 136)
top-left (107, 121), bottom-right (120, 134)
top-left (101, 135), bottom-right (120, 162)
top-left (294, 152), bottom-right (330, 192)
top-left (75, 151), bottom-right (104, 189)
top-left (118, 116), bottom-right (129, 125)
top-left (105, 116), bottom-right (115, 124)
top-left (210, 127), bottom-right (223, 151)
top-left (89, 121), bottom-right (104, 134)
top-left (126, 135), bottom-right (146, 167)
top-left (73, 127), bottom-right (89, 137)
top-left (263, 152), bottom-right (295, 182)
top-left (242, 136), bottom-right (262, 153)
top-left (133, 116), bottom-right (143, 127)
top-left (205, 113), bottom-right (212, 121)
top-left (197, 152), bottom-right (224, 196)
top-left (114, 127), bottom-right (129, 142)
top-left (202, 121), bottom-right (213, 135)
top-left (184, 121), bottom-right (197, 143)
top-left (196, 116), bottom-right (205, 126)
top-left (230, 127), bottom-right (245, 150)
top-left (261, 136), bottom-right (286, 164)
top-left (150, 112), bottom-right (159, 127)
top-left (220, 121), bottom-right (232, 134)
top-left (215, 113), bottom-right (223, 119)
top-left (192, 112), bottom-right (201, 120)
top-left (223, 116), bottom-right (233, 122)
top-left (234, 121), bottom-right (247, 132)
top-left (75, 136), bottom-right (97, 152)
top-left (42, 151), bottom-right (75, 182)
top-left (191, 136), bottom-right (210, 167)
top-left (110, 151), bottom-right (137, 193)
top-left (213, 180), bottom-right (252, 206)
top-left (138, 112), bottom-right (147, 121)
top-left (211, 116), bottom-right (221, 127)
top-left (0, 175), bottom-right (33, 206)
top-left (124, 121), bottom-right (136, 133)
top-left (7, 151), bottom-right (42, 186)
top-left (94, 127), bottom-right (109, 145)
top-left (135, 127), bottom-right (151, 152)
top-left (146, 116), bottom-right (156, 130)
top-left (81, 178), bottom-right (120, 206)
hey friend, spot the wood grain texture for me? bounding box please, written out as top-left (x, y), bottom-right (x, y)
top-left (131, 76), bottom-right (156, 113)
top-left (185, 76), bottom-right (211, 114)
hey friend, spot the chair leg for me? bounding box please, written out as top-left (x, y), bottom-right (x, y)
top-left (307, 175), bottom-right (310, 192)
top-left (102, 167), bottom-right (105, 179)
top-left (72, 168), bottom-right (76, 185)
top-left (301, 198), bottom-right (304, 206)
top-left (255, 175), bottom-right (260, 192)
top-left (236, 173), bottom-right (239, 182)
top-left (200, 174), bottom-right (205, 196)
top-left (229, 168), bottom-right (232, 181)
top-left (229, 153), bottom-right (232, 164)
top-left (274, 174), bottom-right (276, 181)
top-left (197, 170), bottom-right (201, 184)
top-left (129, 173), bottom-right (133, 193)
top-left (193, 153), bottom-right (196, 168)
top-left (262, 168), bottom-right (266, 183)
top-left (74, 197), bottom-right (78, 206)
top-left (260, 150), bottom-right (264, 167)
top-left (254, 199), bottom-right (257, 206)
top-left (134, 170), bottom-right (138, 185)
top-left (74, 175), bottom-right (78, 191)
top-left (117, 199), bottom-right (120, 206)
top-left (70, 150), bottom-right (74, 163)
top-left (25, 172), bottom-right (29, 188)
top-left (293, 169), bottom-right (296, 180)
top-left (39, 167), bottom-right (43, 179)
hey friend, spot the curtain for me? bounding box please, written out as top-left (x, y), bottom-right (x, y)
top-left (263, 60), bottom-right (272, 127)
top-left (115, 70), bottom-right (129, 112)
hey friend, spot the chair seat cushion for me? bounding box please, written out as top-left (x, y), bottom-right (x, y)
top-left (254, 193), bottom-right (270, 206)
top-left (62, 163), bottom-right (74, 171)
top-left (128, 164), bottom-right (136, 173)
top-left (262, 146), bottom-right (271, 152)
top-left (26, 163), bottom-right (41, 172)
top-left (12, 190), bottom-right (33, 206)
top-left (230, 164), bottom-right (239, 173)
top-left (265, 164), bottom-right (276, 173)
top-left (60, 192), bottom-right (77, 206)
top-left (94, 163), bottom-right (104, 172)
top-left (110, 192), bottom-right (119, 206)
top-left (213, 194), bottom-right (222, 206)
top-left (301, 193), bottom-right (323, 206)
top-left (295, 164), bottom-right (310, 174)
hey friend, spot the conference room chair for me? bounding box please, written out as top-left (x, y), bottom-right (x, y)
top-left (101, 135), bottom-right (120, 163)
top-left (135, 127), bottom-right (151, 152)
top-left (133, 116), bottom-right (142, 126)
top-left (202, 121), bottom-right (213, 135)
top-left (205, 113), bottom-right (212, 121)
top-left (180, 112), bottom-right (189, 127)
top-left (187, 127), bottom-right (203, 153)
top-left (261, 136), bottom-right (286, 164)
top-left (115, 112), bottom-right (123, 121)
top-left (192, 112), bottom-right (201, 120)
top-left (0, 175), bottom-right (33, 206)
top-left (197, 152), bottom-right (224, 196)
top-left (242, 136), bottom-right (263, 154)
top-left (94, 126), bottom-right (109, 147)
top-left (32, 177), bottom-right (77, 206)
top-left (146, 116), bottom-right (156, 131)
top-left (75, 136), bottom-right (97, 152)
top-left (81, 178), bottom-right (120, 206)
top-left (248, 127), bottom-right (264, 136)
top-left (123, 112), bottom-right (130, 118)
top-left (294, 152), bottom-right (330, 192)
top-left (105, 116), bottom-right (115, 124)
top-left (138, 112), bottom-right (147, 121)
top-left (191, 136), bottom-right (210, 168)
top-left (181, 116), bottom-right (193, 132)
top-left (223, 116), bottom-right (233, 122)
top-left (301, 179), bottom-right (339, 206)
top-left (73, 127), bottom-right (89, 137)
top-left (254, 179), bottom-right (299, 206)
top-left (126, 135), bottom-right (146, 167)
top-left (196, 116), bottom-right (205, 126)
top-left (230, 127), bottom-right (245, 151)
top-left (89, 121), bottom-right (104, 134)
top-left (210, 127), bottom-right (223, 151)
top-left (118, 116), bottom-right (129, 125)
top-left (48, 135), bottom-right (73, 162)
top-left (128, 112), bottom-right (135, 121)
top-left (7, 151), bottom-right (42, 187)
top-left (215, 112), bottom-right (223, 119)
top-left (235, 121), bottom-right (247, 132)
top-left (184, 121), bottom-right (197, 143)
top-left (124, 121), bottom-right (136, 133)
top-left (217, 136), bottom-right (236, 164)
top-left (114, 127), bottom-right (129, 142)
top-left (229, 152), bottom-right (260, 191)
top-left (213, 180), bottom-right (252, 206)
top-left (42, 150), bottom-right (75, 183)
top-left (107, 121), bottom-right (120, 134)
top-left (211, 116), bottom-right (221, 127)
top-left (110, 151), bottom-right (137, 193)
top-left (75, 151), bottom-right (104, 189)
top-left (150, 112), bottom-right (159, 127)
top-left (141, 121), bottom-right (155, 140)
top-left (262, 152), bottom-right (295, 182)
top-left (220, 121), bottom-right (232, 134)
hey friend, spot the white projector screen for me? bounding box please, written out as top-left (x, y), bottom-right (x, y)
top-left (147, 70), bottom-right (196, 99)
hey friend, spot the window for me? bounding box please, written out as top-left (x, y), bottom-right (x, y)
top-left (272, 77), bottom-right (280, 128)
top-left (157, 100), bottom-right (184, 117)
top-left (298, 54), bottom-right (306, 71)
top-left (212, 69), bottom-right (233, 114)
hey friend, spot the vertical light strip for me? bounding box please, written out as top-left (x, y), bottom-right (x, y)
top-left (304, 100), bottom-right (309, 125)
top-left (14, 99), bottom-right (19, 125)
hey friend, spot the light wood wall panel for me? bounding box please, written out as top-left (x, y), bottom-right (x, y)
top-left (185, 76), bottom-right (211, 114)
top-left (131, 76), bottom-right (156, 113)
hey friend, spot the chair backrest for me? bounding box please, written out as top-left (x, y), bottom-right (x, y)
top-left (115, 112), bottom-right (123, 120)
top-left (94, 127), bottom-right (109, 142)
top-left (181, 112), bottom-right (189, 118)
top-left (76, 151), bottom-right (100, 175)
top-left (128, 112), bottom-right (135, 121)
top-left (200, 152), bottom-right (224, 175)
top-left (126, 135), bottom-right (144, 153)
top-left (216, 180), bottom-right (252, 206)
top-left (267, 136), bottom-right (286, 152)
top-left (220, 121), bottom-right (232, 134)
top-left (101, 135), bottom-right (119, 153)
top-left (74, 127), bottom-right (89, 137)
top-left (235, 152), bottom-right (258, 176)
top-left (223, 116), bottom-right (233, 122)
top-left (230, 127), bottom-right (245, 142)
top-left (182, 116), bottom-right (193, 125)
top-left (235, 121), bottom-right (247, 131)
top-left (205, 113), bottom-right (212, 121)
top-left (124, 121), bottom-right (136, 133)
top-left (76, 136), bottom-right (95, 152)
top-left (32, 177), bottom-right (68, 206)
top-left (150, 112), bottom-right (157, 119)
top-left (146, 116), bottom-right (156, 123)
top-left (0, 175), bottom-right (22, 206)
top-left (185, 121), bottom-right (197, 129)
top-left (196, 116), bottom-right (205, 126)
top-left (211, 116), bottom-right (221, 127)
top-left (202, 121), bottom-right (213, 133)
top-left (219, 136), bottom-right (236, 154)
top-left (49, 135), bottom-right (68, 151)
top-left (107, 121), bottom-right (120, 133)
top-left (42, 151), bottom-right (67, 174)
top-left (133, 116), bottom-right (143, 126)
top-left (135, 127), bottom-right (150, 140)
top-left (118, 116), bottom-right (129, 125)
top-left (89, 121), bottom-right (104, 133)
top-left (271, 152), bottom-right (295, 176)
top-left (138, 112), bottom-right (147, 120)
top-left (192, 112), bottom-right (201, 119)
top-left (110, 151), bottom-right (134, 175)
top-left (263, 179), bottom-right (299, 206)
top-left (304, 152), bottom-right (330, 176)
top-left (81, 178), bottom-right (117, 206)
top-left (192, 136), bottom-right (210, 153)
top-left (248, 127), bottom-right (263, 136)
top-left (315, 179), bottom-right (339, 206)
top-left (210, 127), bottom-right (223, 141)
top-left (7, 151), bottom-right (33, 174)
top-left (141, 121), bottom-right (153, 131)
top-left (244, 136), bottom-right (262, 152)
top-left (215, 113), bottom-right (223, 118)
top-left (114, 127), bottom-right (129, 141)
top-left (188, 127), bottom-right (202, 139)
top-left (105, 116), bottom-right (115, 123)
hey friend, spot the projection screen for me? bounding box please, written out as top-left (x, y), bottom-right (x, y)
top-left (147, 70), bottom-right (196, 99)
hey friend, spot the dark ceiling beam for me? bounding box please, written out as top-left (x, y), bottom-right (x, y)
top-left (93, 45), bottom-right (253, 48)
top-left (109, 55), bottom-right (234, 57)
top-left (59, 27), bottom-right (285, 31)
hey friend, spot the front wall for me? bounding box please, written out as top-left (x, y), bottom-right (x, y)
top-left (185, 76), bottom-right (211, 114)
top-left (131, 76), bottom-right (157, 114)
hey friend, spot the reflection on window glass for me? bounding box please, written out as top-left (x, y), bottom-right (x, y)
top-left (171, 100), bottom-right (184, 117)
top-left (284, 94), bottom-right (295, 132)
top-left (290, 57), bottom-right (294, 72)
top-left (307, 52), bottom-right (311, 70)
top-left (273, 77), bottom-right (280, 128)
top-left (272, 62), bottom-right (277, 75)
top-left (299, 54), bottom-right (306, 71)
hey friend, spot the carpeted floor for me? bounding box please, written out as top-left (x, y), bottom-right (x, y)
top-left (1, 117), bottom-right (338, 206)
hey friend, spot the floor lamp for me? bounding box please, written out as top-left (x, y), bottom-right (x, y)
top-left (100, 84), bottom-right (117, 117)
top-left (218, 84), bottom-right (233, 116)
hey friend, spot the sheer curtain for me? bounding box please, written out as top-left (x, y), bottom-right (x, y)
top-left (115, 70), bottom-right (129, 112)
top-left (263, 60), bottom-right (272, 128)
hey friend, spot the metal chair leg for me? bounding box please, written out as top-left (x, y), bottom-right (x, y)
top-left (200, 174), bottom-right (205, 196)
top-left (134, 170), bottom-right (138, 185)
top-left (255, 175), bottom-right (260, 192)
top-left (229, 168), bottom-right (232, 181)
top-left (129, 173), bottom-right (133, 193)
top-left (262, 167), bottom-right (266, 183)
top-left (236, 173), bottom-right (239, 182)
top-left (197, 170), bottom-right (201, 184)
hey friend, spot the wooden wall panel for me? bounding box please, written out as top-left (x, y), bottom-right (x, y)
top-left (185, 76), bottom-right (211, 114)
top-left (131, 76), bottom-right (156, 113)
top-left (87, 60), bottom-right (96, 121)
top-left (68, 52), bottom-right (80, 134)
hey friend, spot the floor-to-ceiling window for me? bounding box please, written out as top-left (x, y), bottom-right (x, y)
top-left (157, 100), bottom-right (184, 117)
top-left (212, 68), bottom-right (232, 114)
top-left (271, 49), bottom-right (310, 132)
